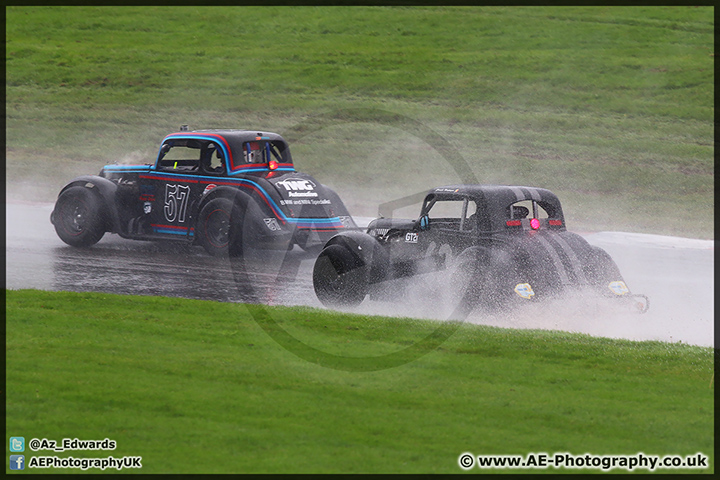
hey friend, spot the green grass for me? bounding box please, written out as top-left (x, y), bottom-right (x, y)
top-left (6, 290), bottom-right (715, 474)
top-left (5, 6), bottom-right (714, 238)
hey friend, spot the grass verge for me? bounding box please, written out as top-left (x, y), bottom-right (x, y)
top-left (6, 289), bottom-right (714, 474)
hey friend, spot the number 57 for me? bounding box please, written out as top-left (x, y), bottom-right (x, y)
top-left (164, 184), bottom-right (190, 223)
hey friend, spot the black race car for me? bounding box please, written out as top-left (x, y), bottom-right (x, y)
top-left (51, 128), bottom-right (356, 256)
top-left (313, 185), bottom-right (648, 315)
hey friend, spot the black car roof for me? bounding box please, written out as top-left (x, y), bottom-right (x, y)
top-left (427, 184), bottom-right (565, 229)
top-left (160, 129), bottom-right (293, 171)
top-left (431, 184), bottom-right (560, 205)
top-left (191, 129), bottom-right (286, 142)
top-left (185, 129), bottom-right (288, 154)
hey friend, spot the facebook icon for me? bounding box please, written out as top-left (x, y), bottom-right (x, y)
top-left (10, 455), bottom-right (25, 470)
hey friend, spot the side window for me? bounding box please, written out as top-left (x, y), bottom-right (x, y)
top-left (426, 198), bottom-right (477, 231)
top-left (507, 200), bottom-right (550, 220)
top-left (200, 143), bottom-right (226, 175)
top-left (157, 140), bottom-right (201, 173)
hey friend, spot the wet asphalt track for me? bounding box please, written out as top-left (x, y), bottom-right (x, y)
top-left (6, 202), bottom-right (714, 347)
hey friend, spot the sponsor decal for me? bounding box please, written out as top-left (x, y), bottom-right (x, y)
top-left (263, 218), bottom-right (281, 231)
top-left (202, 184), bottom-right (217, 196)
top-left (280, 198), bottom-right (331, 206)
top-left (514, 283), bottom-right (535, 299)
top-left (276, 178), bottom-right (318, 198)
top-left (143, 202), bottom-right (152, 214)
top-left (608, 281), bottom-right (629, 296)
top-left (405, 232), bottom-right (419, 243)
top-left (139, 184), bottom-right (155, 202)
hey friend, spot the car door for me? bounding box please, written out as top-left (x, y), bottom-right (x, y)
top-left (139, 139), bottom-right (206, 240)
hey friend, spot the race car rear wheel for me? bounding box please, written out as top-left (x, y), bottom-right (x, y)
top-left (197, 198), bottom-right (243, 257)
top-left (313, 244), bottom-right (367, 307)
top-left (52, 186), bottom-right (106, 247)
top-left (446, 247), bottom-right (485, 319)
top-left (447, 247), bottom-right (512, 318)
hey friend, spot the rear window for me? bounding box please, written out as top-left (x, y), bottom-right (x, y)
top-left (242, 141), bottom-right (287, 164)
top-left (505, 199), bottom-right (562, 229)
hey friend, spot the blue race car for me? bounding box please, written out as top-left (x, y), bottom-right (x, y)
top-left (52, 127), bottom-right (356, 256)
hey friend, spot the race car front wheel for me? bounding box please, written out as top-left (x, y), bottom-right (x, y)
top-left (313, 244), bottom-right (368, 307)
top-left (52, 186), bottom-right (106, 247)
top-left (197, 198), bottom-right (243, 257)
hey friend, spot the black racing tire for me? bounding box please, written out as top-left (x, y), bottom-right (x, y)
top-left (197, 198), bottom-right (243, 257)
top-left (313, 244), bottom-right (368, 307)
top-left (52, 186), bottom-right (106, 247)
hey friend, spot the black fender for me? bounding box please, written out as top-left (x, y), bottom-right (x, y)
top-left (546, 231), bottom-right (627, 290)
top-left (581, 243), bottom-right (647, 310)
top-left (464, 245), bottom-right (517, 303)
top-left (508, 231), bottom-right (630, 298)
top-left (323, 231), bottom-right (390, 284)
top-left (197, 185), bottom-right (253, 212)
top-left (508, 232), bottom-right (586, 295)
top-left (53, 175), bottom-right (121, 233)
top-left (584, 245), bottom-right (624, 285)
top-left (443, 245), bottom-right (521, 316)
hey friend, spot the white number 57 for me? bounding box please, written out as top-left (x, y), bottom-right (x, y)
top-left (164, 184), bottom-right (190, 223)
